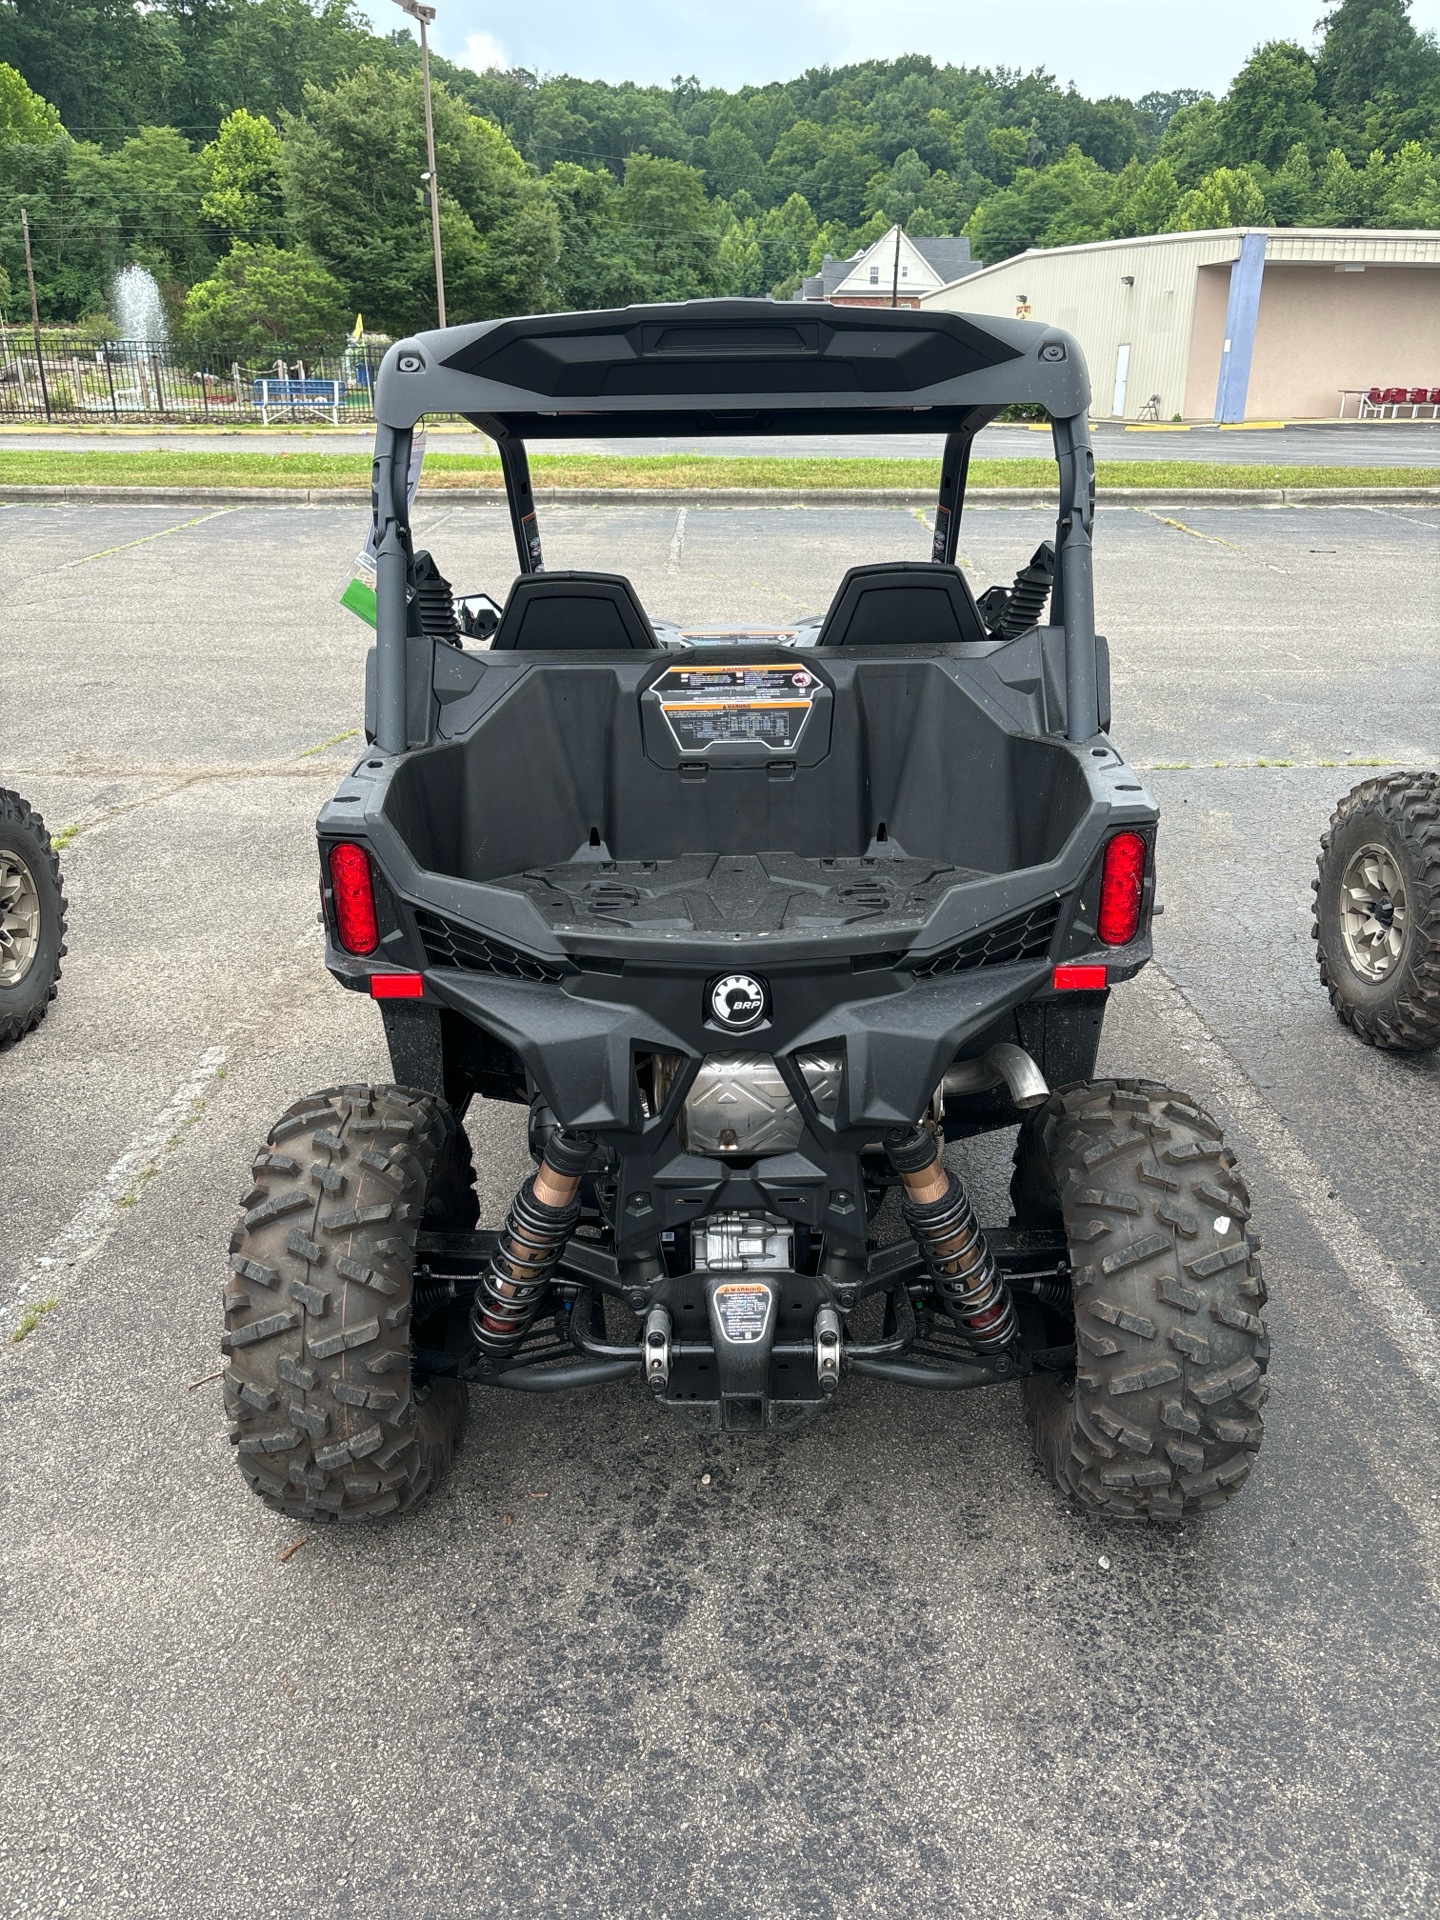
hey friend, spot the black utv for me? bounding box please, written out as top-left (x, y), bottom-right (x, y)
top-left (0, 788), bottom-right (66, 1047)
top-left (224, 300), bottom-right (1268, 1525)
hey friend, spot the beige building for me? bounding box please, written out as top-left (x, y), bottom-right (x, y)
top-left (921, 228), bottom-right (1440, 421)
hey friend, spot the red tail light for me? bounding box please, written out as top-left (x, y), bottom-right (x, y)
top-left (328, 842), bottom-right (379, 955)
top-left (1097, 831), bottom-right (1147, 946)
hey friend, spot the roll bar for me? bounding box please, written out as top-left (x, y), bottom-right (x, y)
top-left (368, 300), bottom-right (1100, 752)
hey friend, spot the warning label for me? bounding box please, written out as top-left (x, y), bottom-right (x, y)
top-left (712, 1282), bottom-right (773, 1345)
top-left (655, 662), bottom-right (818, 752)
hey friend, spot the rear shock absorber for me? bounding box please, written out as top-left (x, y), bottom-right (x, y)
top-left (885, 1125), bottom-right (1018, 1354)
top-left (469, 1129), bottom-right (594, 1358)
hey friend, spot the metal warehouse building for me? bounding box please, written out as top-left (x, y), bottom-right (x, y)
top-left (921, 228), bottom-right (1440, 422)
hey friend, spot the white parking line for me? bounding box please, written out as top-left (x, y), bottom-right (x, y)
top-left (3, 1045), bottom-right (229, 1329)
top-left (1141, 963), bottom-right (1440, 1397)
top-left (667, 506), bottom-right (687, 571)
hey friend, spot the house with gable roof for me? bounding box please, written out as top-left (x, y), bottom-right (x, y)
top-left (795, 225), bottom-right (983, 308)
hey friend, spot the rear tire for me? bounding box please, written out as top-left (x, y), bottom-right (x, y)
top-left (0, 790), bottom-right (67, 1048)
top-left (224, 1083), bottom-right (473, 1524)
top-left (1011, 1079), bottom-right (1268, 1520)
top-left (1313, 772), bottom-right (1440, 1050)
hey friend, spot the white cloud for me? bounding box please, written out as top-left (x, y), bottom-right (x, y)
top-left (463, 30), bottom-right (510, 73)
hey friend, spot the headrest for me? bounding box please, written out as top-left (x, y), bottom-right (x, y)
top-left (489, 570), bottom-right (659, 651)
top-left (816, 561), bottom-right (987, 648)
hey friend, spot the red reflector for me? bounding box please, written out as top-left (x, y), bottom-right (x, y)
top-left (370, 972), bottom-right (424, 1000)
top-left (1053, 964), bottom-right (1108, 990)
top-left (328, 842), bottom-right (378, 955)
top-left (1097, 831), bottom-right (1147, 946)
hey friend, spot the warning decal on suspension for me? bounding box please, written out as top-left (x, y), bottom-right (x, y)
top-left (712, 1282), bottom-right (773, 1345)
top-left (656, 662), bottom-right (817, 751)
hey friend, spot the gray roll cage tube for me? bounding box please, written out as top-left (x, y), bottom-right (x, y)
top-left (366, 300), bottom-right (1098, 757)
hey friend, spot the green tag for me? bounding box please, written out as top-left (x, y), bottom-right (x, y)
top-left (341, 576), bottom-right (377, 627)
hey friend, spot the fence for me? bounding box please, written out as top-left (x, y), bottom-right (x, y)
top-left (0, 333), bottom-right (386, 424)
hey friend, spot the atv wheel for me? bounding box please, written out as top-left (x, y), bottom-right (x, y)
top-left (224, 1084), bottom-right (473, 1523)
top-left (1010, 1079), bottom-right (1268, 1520)
top-left (0, 789), bottom-right (68, 1047)
top-left (1313, 772), bottom-right (1440, 1050)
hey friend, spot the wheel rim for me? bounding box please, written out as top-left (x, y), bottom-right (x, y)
top-left (1339, 842), bottom-right (1408, 983)
top-left (0, 847), bottom-right (42, 988)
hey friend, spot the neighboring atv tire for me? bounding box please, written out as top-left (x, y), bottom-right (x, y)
top-left (225, 1084), bottom-right (474, 1523)
top-left (0, 789), bottom-right (67, 1047)
top-left (1313, 772), bottom-right (1440, 1051)
top-left (1011, 1079), bottom-right (1268, 1519)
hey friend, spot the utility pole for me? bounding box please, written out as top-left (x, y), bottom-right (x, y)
top-left (20, 208), bottom-right (51, 421)
top-left (890, 222), bottom-right (902, 308)
top-left (390, 0), bottom-right (446, 328)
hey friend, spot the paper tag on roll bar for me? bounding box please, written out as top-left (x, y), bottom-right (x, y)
top-left (340, 427), bottom-right (427, 628)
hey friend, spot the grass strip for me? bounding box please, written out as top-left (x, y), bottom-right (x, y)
top-left (0, 450), bottom-right (1435, 492)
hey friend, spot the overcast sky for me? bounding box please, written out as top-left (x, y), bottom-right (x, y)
top-left (367, 0), bottom-right (1440, 102)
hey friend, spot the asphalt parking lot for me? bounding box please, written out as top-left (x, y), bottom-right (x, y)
top-left (2, 497), bottom-right (1438, 1917)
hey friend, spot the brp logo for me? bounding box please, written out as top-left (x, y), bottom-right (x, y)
top-left (708, 972), bottom-right (768, 1033)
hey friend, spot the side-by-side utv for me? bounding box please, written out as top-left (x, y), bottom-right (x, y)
top-left (224, 299), bottom-right (1268, 1525)
top-left (0, 789), bottom-right (66, 1047)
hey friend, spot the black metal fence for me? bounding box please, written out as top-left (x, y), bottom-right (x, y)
top-left (0, 333), bottom-right (386, 424)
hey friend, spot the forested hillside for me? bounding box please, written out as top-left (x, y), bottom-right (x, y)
top-left (0, 0), bottom-right (1436, 340)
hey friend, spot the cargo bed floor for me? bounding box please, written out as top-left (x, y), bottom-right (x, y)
top-left (493, 852), bottom-right (979, 933)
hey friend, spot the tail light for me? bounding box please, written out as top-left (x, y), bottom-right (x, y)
top-left (328, 842), bottom-right (379, 955)
top-left (1097, 831), bottom-right (1147, 946)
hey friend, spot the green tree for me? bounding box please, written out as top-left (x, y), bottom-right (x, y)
top-left (281, 65), bottom-right (557, 332)
top-left (542, 160), bottom-right (640, 309)
top-left (199, 108), bottom-right (286, 244)
top-left (702, 118), bottom-right (766, 202)
top-left (865, 147), bottom-right (934, 225)
top-left (716, 213), bottom-right (764, 296)
top-left (104, 125), bottom-right (210, 285)
top-left (966, 146), bottom-right (1123, 262)
top-left (767, 119), bottom-right (880, 226)
top-left (985, 126), bottom-right (1034, 185)
top-left (1381, 139), bottom-right (1440, 223)
top-left (1158, 97), bottom-right (1226, 187)
top-left (179, 240), bottom-right (345, 347)
top-left (1222, 42), bottom-right (1325, 170)
top-left (1310, 145), bottom-right (1369, 222)
top-left (1266, 142), bottom-right (1316, 224)
top-left (614, 153), bottom-right (727, 299)
top-left (1112, 156), bottom-right (1180, 235)
top-left (1171, 165), bottom-right (1269, 229)
top-left (756, 190), bottom-right (817, 293)
top-left (1316, 0), bottom-right (1440, 118)
top-left (0, 60), bottom-right (61, 147)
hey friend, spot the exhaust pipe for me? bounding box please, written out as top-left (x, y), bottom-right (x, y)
top-left (942, 1043), bottom-right (1050, 1110)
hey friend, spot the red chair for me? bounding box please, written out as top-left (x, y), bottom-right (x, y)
top-left (1360, 386), bottom-right (1385, 417)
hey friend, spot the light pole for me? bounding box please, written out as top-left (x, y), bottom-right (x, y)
top-left (390, 0), bottom-right (446, 328)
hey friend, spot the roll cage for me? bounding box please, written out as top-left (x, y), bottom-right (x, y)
top-left (366, 298), bottom-right (1100, 755)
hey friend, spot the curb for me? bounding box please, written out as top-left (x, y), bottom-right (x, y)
top-left (0, 483), bottom-right (1436, 509)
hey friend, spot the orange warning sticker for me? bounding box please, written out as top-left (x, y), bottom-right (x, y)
top-left (655, 662), bottom-right (818, 751)
top-left (713, 1282), bottom-right (773, 1344)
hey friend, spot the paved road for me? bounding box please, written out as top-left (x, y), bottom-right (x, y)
top-left (2, 500), bottom-right (1438, 1917)
top-left (2, 421), bottom-right (1438, 466)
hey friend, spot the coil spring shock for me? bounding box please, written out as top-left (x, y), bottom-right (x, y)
top-left (469, 1129), bottom-right (593, 1358)
top-left (885, 1126), bottom-right (1018, 1354)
